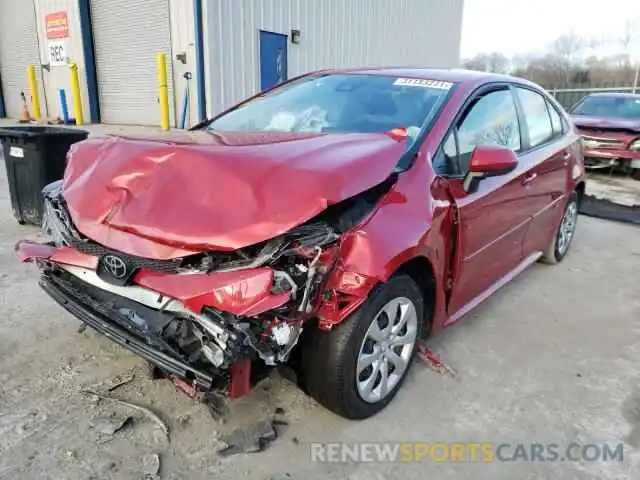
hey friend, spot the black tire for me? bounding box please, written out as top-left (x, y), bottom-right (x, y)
top-left (301, 274), bottom-right (424, 419)
top-left (542, 191), bottom-right (579, 265)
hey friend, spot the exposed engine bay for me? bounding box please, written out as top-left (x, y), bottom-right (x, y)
top-left (31, 178), bottom-right (393, 394)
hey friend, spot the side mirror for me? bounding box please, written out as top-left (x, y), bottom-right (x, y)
top-left (463, 145), bottom-right (518, 193)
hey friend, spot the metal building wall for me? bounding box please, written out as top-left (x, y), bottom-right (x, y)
top-left (203, 0), bottom-right (464, 116)
top-left (0, 0), bottom-right (90, 120)
top-left (0, 0), bottom-right (42, 118)
top-left (169, 0), bottom-right (199, 127)
top-left (91, 0), bottom-right (173, 125)
top-left (33, 0), bottom-right (89, 120)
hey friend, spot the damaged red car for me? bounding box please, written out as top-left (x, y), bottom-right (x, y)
top-left (17, 69), bottom-right (586, 419)
top-left (569, 92), bottom-right (640, 177)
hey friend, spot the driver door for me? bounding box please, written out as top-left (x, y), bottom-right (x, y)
top-left (437, 87), bottom-right (534, 318)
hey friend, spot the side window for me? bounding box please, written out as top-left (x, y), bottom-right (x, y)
top-left (516, 88), bottom-right (553, 148)
top-left (432, 133), bottom-right (458, 175)
top-left (456, 89), bottom-right (521, 173)
top-left (546, 101), bottom-right (564, 136)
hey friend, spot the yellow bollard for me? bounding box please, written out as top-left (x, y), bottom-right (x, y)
top-left (157, 53), bottom-right (170, 130)
top-left (26, 64), bottom-right (41, 120)
top-left (69, 63), bottom-right (84, 125)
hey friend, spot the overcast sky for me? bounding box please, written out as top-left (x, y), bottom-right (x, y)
top-left (461, 0), bottom-right (640, 59)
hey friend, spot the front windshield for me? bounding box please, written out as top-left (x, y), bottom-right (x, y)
top-left (208, 74), bottom-right (453, 144)
top-left (571, 95), bottom-right (640, 119)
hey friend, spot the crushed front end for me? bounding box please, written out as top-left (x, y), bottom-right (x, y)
top-left (18, 179), bottom-right (389, 399)
top-left (576, 128), bottom-right (640, 172)
top-left (19, 181), bottom-right (348, 397)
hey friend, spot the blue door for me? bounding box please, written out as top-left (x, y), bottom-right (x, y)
top-left (259, 31), bottom-right (288, 91)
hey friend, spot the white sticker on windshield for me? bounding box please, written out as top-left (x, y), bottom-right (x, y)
top-left (393, 78), bottom-right (453, 90)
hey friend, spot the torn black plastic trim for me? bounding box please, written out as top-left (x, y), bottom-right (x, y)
top-left (40, 275), bottom-right (218, 390)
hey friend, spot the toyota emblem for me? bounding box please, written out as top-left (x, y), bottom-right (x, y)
top-left (102, 254), bottom-right (128, 279)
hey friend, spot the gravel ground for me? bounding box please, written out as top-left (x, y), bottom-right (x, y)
top-left (587, 174), bottom-right (640, 207)
top-left (0, 156), bottom-right (639, 479)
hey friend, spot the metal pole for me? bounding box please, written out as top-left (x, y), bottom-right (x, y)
top-left (157, 53), bottom-right (170, 130)
top-left (27, 64), bottom-right (41, 120)
top-left (193, 0), bottom-right (206, 122)
top-left (69, 63), bottom-right (84, 125)
top-left (0, 72), bottom-right (6, 118)
top-left (78, 0), bottom-right (101, 122)
top-left (58, 89), bottom-right (70, 124)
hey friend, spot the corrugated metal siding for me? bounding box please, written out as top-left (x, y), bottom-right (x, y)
top-left (169, 0), bottom-right (198, 127)
top-left (91, 0), bottom-right (174, 125)
top-left (0, 0), bottom-right (42, 118)
top-left (203, 0), bottom-right (464, 115)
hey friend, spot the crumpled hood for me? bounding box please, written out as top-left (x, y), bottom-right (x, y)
top-left (62, 130), bottom-right (406, 259)
top-left (571, 115), bottom-right (640, 133)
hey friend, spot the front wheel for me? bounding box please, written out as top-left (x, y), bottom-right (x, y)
top-left (301, 275), bottom-right (424, 419)
top-left (542, 191), bottom-right (579, 264)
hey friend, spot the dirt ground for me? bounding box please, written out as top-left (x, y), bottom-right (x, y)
top-left (1, 158), bottom-right (639, 480)
top-left (586, 174), bottom-right (640, 207)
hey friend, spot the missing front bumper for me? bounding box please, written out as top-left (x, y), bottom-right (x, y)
top-left (40, 274), bottom-right (220, 390)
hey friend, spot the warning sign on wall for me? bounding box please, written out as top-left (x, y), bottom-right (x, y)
top-left (45, 11), bottom-right (69, 39)
top-left (48, 39), bottom-right (69, 66)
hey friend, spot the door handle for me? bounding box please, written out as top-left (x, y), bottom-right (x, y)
top-left (522, 173), bottom-right (537, 185)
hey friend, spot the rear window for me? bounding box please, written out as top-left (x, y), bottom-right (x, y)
top-left (208, 74), bottom-right (453, 146)
top-left (516, 88), bottom-right (553, 148)
top-left (571, 95), bottom-right (640, 118)
top-left (547, 101), bottom-right (564, 135)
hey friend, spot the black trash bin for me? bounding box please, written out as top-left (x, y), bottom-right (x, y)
top-left (0, 126), bottom-right (88, 225)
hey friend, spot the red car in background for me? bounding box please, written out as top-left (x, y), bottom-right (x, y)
top-left (569, 92), bottom-right (640, 178)
top-left (17, 69), bottom-right (585, 419)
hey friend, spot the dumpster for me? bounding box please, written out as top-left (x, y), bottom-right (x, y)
top-left (0, 126), bottom-right (88, 225)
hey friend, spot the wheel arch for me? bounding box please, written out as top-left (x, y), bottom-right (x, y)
top-left (390, 255), bottom-right (437, 335)
top-left (575, 181), bottom-right (586, 208)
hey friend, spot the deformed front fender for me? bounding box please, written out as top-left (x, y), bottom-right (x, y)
top-left (316, 230), bottom-right (438, 330)
top-left (315, 171), bottom-right (454, 330)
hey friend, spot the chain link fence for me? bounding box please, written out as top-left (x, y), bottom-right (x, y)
top-left (548, 85), bottom-right (639, 111)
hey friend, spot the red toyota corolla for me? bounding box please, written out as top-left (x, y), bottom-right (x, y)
top-left (17, 69), bottom-right (585, 419)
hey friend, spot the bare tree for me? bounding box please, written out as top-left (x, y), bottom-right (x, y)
top-left (549, 33), bottom-right (584, 84)
top-left (487, 53), bottom-right (509, 74)
top-left (462, 52), bottom-right (509, 73)
top-left (468, 27), bottom-right (640, 89)
top-left (552, 32), bottom-right (584, 63)
top-left (619, 20), bottom-right (636, 54)
top-left (462, 53), bottom-right (490, 71)
top-left (511, 53), bottom-right (535, 71)
top-left (586, 36), bottom-right (604, 56)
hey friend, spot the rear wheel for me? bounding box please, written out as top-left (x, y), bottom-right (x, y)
top-left (301, 275), bottom-right (424, 419)
top-left (542, 191), bottom-right (579, 264)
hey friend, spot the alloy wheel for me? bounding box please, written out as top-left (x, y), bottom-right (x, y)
top-left (557, 201), bottom-right (578, 256)
top-left (356, 297), bottom-right (418, 403)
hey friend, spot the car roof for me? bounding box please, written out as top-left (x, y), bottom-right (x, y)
top-left (336, 67), bottom-right (525, 86)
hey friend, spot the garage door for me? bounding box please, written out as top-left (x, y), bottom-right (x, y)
top-left (0, 0), bottom-right (41, 118)
top-left (91, 0), bottom-right (174, 125)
